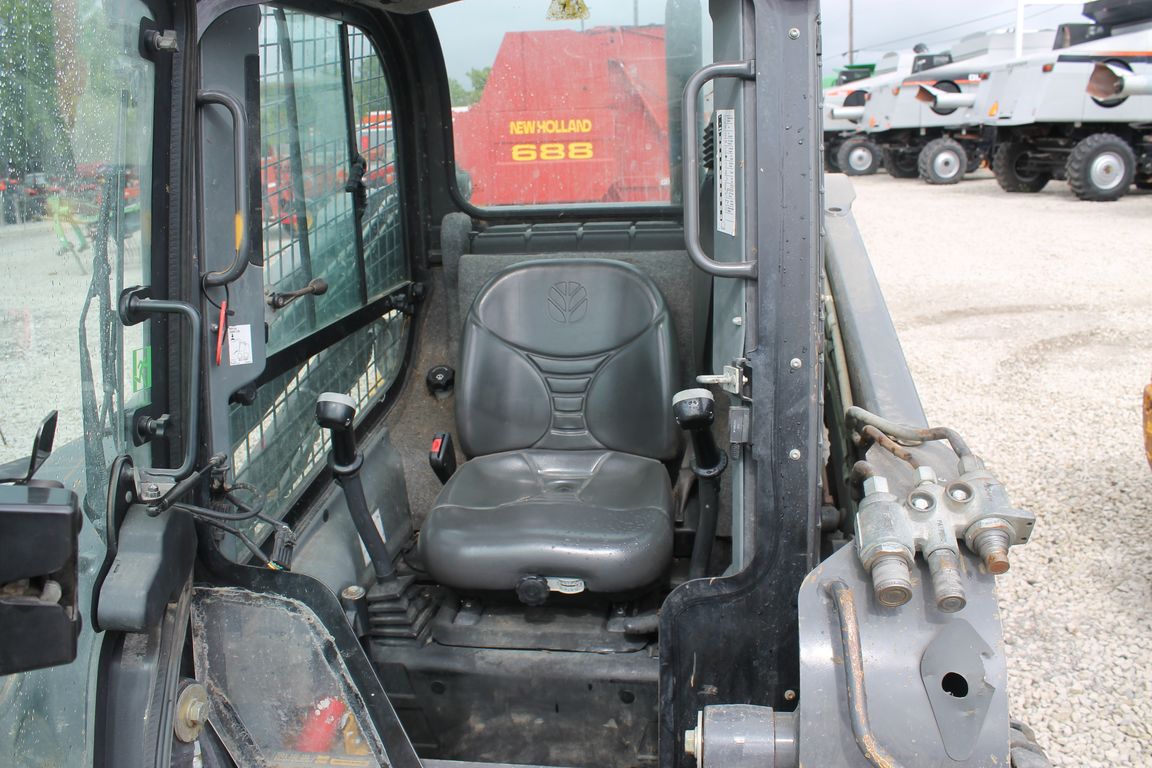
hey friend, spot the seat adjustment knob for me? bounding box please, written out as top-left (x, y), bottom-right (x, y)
top-left (426, 365), bottom-right (455, 398)
top-left (515, 575), bottom-right (550, 606)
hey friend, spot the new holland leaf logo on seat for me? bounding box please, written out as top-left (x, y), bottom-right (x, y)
top-left (547, 281), bottom-right (588, 324)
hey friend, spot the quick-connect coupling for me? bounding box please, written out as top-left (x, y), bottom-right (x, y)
top-left (856, 475), bottom-right (915, 608)
top-left (926, 548), bottom-right (966, 613)
top-left (870, 550), bottom-right (914, 607)
top-left (964, 518), bottom-right (1013, 575)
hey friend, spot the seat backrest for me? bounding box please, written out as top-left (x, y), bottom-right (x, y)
top-left (456, 249), bottom-right (701, 386)
top-left (456, 259), bottom-right (681, 461)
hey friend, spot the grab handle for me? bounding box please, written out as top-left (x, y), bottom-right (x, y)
top-left (197, 89), bottom-right (251, 288)
top-left (119, 287), bottom-right (201, 484)
top-left (682, 60), bottom-right (757, 279)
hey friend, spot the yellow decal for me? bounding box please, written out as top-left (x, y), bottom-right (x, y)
top-left (546, 0), bottom-right (589, 21)
top-left (510, 142), bottom-right (595, 162)
top-left (234, 211), bottom-right (245, 252)
top-left (508, 118), bottom-right (593, 135)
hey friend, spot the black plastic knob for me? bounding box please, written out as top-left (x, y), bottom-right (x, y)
top-left (426, 365), bottom-right (455, 397)
top-left (516, 575), bottom-right (550, 607)
top-left (316, 392), bottom-right (358, 469)
top-left (672, 388), bottom-right (725, 476)
top-left (673, 388), bottom-right (715, 429)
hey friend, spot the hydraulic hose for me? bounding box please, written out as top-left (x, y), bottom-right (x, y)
top-left (860, 425), bottom-right (920, 469)
top-left (845, 406), bottom-right (982, 470)
top-left (689, 477), bottom-right (719, 580)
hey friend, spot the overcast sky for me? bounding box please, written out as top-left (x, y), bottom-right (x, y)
top-left (820, 0), bottom-right (1087, 70)
top-left (430, 1), bottom-right (1091, 81)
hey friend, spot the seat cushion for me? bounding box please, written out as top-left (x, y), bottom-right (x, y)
top-left (419, 450), bottom-right (674, 594)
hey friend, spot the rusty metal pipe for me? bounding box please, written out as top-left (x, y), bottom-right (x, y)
top-left (850, 460), bottom-right (876, 483)
top-left (861, 425), bottom-right (921, 469)
top-left (824, 580), bottom-right (910, 768)
top-left (845, 406), bottom-right (981, 470)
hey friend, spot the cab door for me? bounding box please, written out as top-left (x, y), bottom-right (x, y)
top-left (0, 0), bottom-right (189, 763)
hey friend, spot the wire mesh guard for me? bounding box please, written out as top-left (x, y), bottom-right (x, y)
top-left (229, 9), bottom-right (409, 533)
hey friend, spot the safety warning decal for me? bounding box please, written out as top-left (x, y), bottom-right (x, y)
top-left (227, 324), bottom-right (253, 366)
top-left (715, 109), bottom-right (736, 237)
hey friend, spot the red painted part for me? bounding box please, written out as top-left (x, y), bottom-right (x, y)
top-left (295, 697), bottom-right (347, 753)
top-left (452, 26), bottom-right (670, 206)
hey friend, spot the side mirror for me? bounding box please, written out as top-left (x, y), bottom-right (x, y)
top-left (0, 410), bottom-right (58, 485)
top-left (25, 410), bottom-right (58, 483)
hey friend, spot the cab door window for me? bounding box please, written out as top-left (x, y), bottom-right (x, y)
top-left (261, 10), bottom-right (366, 353)
top-left (226, 8), bottom-right (408, 527)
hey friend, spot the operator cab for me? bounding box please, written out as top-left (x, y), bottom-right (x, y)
top-left (180, 1), bottom-right (764, 764)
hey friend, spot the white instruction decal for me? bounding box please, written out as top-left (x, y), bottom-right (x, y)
top-left (715, 109), bottom-right (737, 237)
top-left (360, 508), bottom-right (387, 566)
top-left (227, 324), bottom-right (253, 366)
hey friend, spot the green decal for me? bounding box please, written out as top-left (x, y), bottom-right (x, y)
top-left (131, 347), bottom-right (152, 393)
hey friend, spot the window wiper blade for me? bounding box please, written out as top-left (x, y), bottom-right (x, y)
top-left (77, 169), bottom-right (125, 511)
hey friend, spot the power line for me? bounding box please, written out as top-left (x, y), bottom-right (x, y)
top-left (838, 5), bottom-right (1019, 57)
top-left (831, 4), bottom-right (1074, 61)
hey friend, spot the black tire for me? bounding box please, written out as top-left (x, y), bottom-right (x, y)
top-left (883, 147), bottom-right (919, 178)
top-left (1135, 177), bottom-right (1152, 190)
top-left (825, 145), bottom-right (841, 173)
top-left (1065, 132), bottom-right (1136, 202)
top-left (837, 139), bottom-right (881, 176)
top-left (992, 142), bottom-right (1051, 193)
top-left (918, 138), bottom-right (968, 184)
top-left (1010, 720), bottom-right (1052, 768)
top-left (966, 148), bottom-right (985, 174)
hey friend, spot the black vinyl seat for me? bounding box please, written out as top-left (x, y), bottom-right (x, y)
top-left (419, 259), bottom-right (682, 596)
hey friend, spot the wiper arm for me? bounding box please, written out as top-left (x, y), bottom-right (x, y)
top-left (78, 170), bottom-right (123, 510)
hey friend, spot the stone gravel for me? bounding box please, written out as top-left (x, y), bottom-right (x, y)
top-left (850, 170), bottom-right (1152, 767)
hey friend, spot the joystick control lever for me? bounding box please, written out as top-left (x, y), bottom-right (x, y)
top-left (673, 389), bottom-right (727, 476)
top-left (316, 393), bottom-right (396, 582)
top-left (673, 388), bottom-right (728, 579)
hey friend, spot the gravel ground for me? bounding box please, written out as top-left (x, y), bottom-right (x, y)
top-left (0, 220), bottom-right (144, 467)
top-left (850, 170), bottom-right (1152, 767)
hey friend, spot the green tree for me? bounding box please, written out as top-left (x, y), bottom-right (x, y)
top-left (467, 66), bottom-right (491, 97)
top-left (448, 66), bottom-right (492, 107)
top-left (0, 0), bottom-right (65, 174)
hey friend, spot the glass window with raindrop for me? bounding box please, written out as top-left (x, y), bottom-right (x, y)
top-left (0, 0), bottom-right (155, 494)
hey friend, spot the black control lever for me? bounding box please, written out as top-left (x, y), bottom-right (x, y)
top-left (267, 278), bottom-right (328, 310)
top-left (673, 389), bottom-right (727, 475)
top-left (316, 393), bottom-right (396, 582)
top-left (673, 388), bottom-right (728, 579)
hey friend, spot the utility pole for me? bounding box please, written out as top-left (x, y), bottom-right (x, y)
top-left (848, 0), bottom-right (854, 65)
